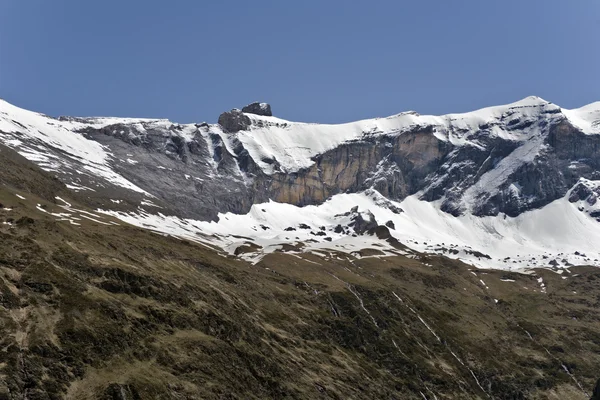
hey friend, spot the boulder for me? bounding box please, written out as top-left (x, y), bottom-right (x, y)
top-left (569, 182), bottom-right (594, 203)
top-left (351, 210), bottom-right (378, 235)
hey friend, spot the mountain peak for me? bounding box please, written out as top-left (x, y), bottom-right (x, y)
top-left (242, 102), bottom-right (272, 117)
top-left (512, 95), bottom-right (551, 107)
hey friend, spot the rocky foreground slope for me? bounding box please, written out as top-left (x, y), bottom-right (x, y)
top-left (1, 143), bottom-right (600, 399)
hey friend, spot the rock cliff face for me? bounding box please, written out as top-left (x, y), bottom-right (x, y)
top-left (266, 128), bottom-right (450, 205)
top-left (73, 119), bottom-right (256, 220)
top-left (257, 100), bottom-right (600, 218)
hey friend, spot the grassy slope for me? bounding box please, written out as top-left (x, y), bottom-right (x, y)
top-left (0, 145), bottom-right (599, 399)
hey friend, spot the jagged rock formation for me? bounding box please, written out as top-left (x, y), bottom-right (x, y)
top-left (242, 101), bottom-right (272, 116)
top-left (218, 108), bottom-right (252, 133)
top-left (349, 209), bottom-right (378, 234)
top-left (570, 180), bottom-right (599, 205)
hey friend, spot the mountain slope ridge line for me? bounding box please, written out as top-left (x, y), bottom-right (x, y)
top-left (1, 96), bottom-right (599, 271)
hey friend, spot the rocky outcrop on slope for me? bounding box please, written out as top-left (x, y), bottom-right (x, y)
top-left (217, 108), bottom-right (251, 133)
top-left (568, 179), bottom-right (600, 222)
top-left (569, 181), bottom-right (599, 205)
top-left (78, 122), bottom-right (262, 221)
top-left (242, 101), bottom-right (272, 116)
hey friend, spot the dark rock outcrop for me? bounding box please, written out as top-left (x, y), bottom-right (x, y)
top-left (242, 102), bottom-right (272, 117)
top-left (569, 182), bottom-right (598, 205)
top-left (77, 120), bottom-right (257, 221)
top-left (350, 210), bottom-right (378, 235)
top-left (218, 109), bottom-right (251, 133)
top-left (591, 379), bottom-right (600, 400)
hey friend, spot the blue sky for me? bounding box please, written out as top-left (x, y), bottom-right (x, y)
top-left (1, 0), bottom-right (599, 123)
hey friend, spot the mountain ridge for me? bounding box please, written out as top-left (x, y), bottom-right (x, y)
top-left (1, 96), bottom-right (599, 271)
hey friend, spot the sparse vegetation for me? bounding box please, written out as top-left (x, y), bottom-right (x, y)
top-left (0, 146), bottom-right (599, 399)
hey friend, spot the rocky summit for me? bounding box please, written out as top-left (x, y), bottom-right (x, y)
top-left (242, 102), bottom-right (273, 117)
top-left (1, 97), bottom-right (600, 399)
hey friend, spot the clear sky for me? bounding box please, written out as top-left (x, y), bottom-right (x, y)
top-left (1, 0), bottom-right (599, 124)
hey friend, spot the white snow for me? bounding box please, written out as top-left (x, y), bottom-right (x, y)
top-left (219, 96), bottom-right (568, 174)
top-left (393, 193), bottom-right (600, 270)
top-left (140, 199), bottom-right (162, 208)
top-left (55, 196), bottom-right (71, 207)
top-left (80, 116), bottom-right (170, 128)
top-left (65, 183), bottom-right (95, 192)
top-left (0, 99), bottom-right (150, 194)
top-left (98, 188), bottom-right (600, 271)
top-left (563, 102), bottom-right (600, 135)
top-left (537, 277), bottom-right (547, 293)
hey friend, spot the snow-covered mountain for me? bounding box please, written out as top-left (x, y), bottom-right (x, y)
top-left (1, 97), bottom-right (599, 271)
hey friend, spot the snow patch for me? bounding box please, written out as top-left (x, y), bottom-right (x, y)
top-left (97, 189), bottom-right (600, 271)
